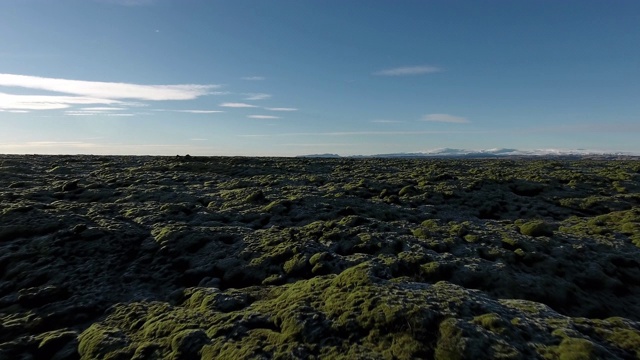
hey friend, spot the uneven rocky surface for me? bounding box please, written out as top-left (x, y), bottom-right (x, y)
top-left (1, 155), bottom-right (640, 359)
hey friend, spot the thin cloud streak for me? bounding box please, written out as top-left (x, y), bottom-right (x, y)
top-left (220, 102), bottom-right (258, 108)
top-left (374, 65), bottom-right (441, 76)
top-left (170, 110), bottom-right (224, 114)
top-left (422, 114), bottom-right (469, 123)
top-left (266, 107), bottom-right (298, 111)
top-left (0, 109), bottom-right (30, 113)
top-left (239, 130), bottom-right (491, 137)
top-left (0, 92), bottom-right (122, 110)
top-left (0, 73), bottom-right (218, 101)
top-left (248, 115), bottom-right (280, 119)
top-left (152, 109), bottom-right (224, 114)
top-left (244, 93), bottom-right (271, 100)
top-left (280, 143), bottom-right (350, 147)
top-left (81, 107), bottom-right (126, 111)
top-left (241, 76), bottom-right (266, 81)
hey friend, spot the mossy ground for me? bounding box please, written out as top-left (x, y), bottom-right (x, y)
top-left (1, 155), bottom-right (640, 359)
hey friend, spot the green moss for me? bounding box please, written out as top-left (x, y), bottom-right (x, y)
top-left (420, 262), bottom-right (453, 282)
top-left (283, 253), bottom-right (309, 275)
top-left (263, 199), bottom-right (291, 214)
top-left (604, 329), bottom-right (640, 357)
top-left (589, 317), bottom-right (640, 357)
top-left (412, 228), bottom-right (430, 239)
top-left (78, 324), bottom-right (131, 359)
top-left (421, 219), bottom-right (439, 229)
top-left (556, 338), bottom-right (596, 360)
top-left (472, 313), bottom-right (505, 334)
top-left (243, 190), bottom-right (266, 203)
top-left (331, 262), bottom-right (373, 288)
top-left (434, 318), bottom-right (465, 360)
top-left (518, 220), bottom-right (554, 237)
top-left (501, 234), bottom-right (519, 249)
top-left (464, 234), bottom-right (479, 243)
top-left (170, 329), bottom-right (209, 359)
top-left (449, 222), bottom-right (469, 237)
top-left (399, 185), bottom-right (418, 197)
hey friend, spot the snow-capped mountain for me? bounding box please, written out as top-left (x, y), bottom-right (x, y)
top-left (301, 148), bottom-right (637, 158)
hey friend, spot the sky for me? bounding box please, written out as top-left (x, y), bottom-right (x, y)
top-left (1, 0), bottom-right (639, 156)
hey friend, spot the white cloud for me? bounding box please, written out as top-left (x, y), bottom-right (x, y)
top-left (0, 73), bottom-right (218, 101)
top-left (422, 114), bottom-right (469, 123)
top-left (248, 115), bottom-right (280, 119)
top-left (220, 102), bottom-right (258, 108)
top-left (65, 110), bottom-right (135, 117)
top-left (0, 109), bottom-right (30, 113)
top-left (244, 93), bottom-right (271, 101)
top-left (65, 111), bottom-right (100, 116)
top-left (239, 130), bottom-right (487, 137)
top-left (266, 107), bottom-right (298, 111)
top-left (170, 109), bottom-right (224, 114)
top-left (0, 92), bottom-right (122, 111)
top-left (280, 143), bottom-right (350, 147)
top-left (241, 76), bottom-right (266, 81)
top-left (81, 107), bottom-right (126, 111)
top-left (152, 109), bottom-right (224, 114)
top-left (374, 65), bottom-right (441, 76)
top-left (191, 138), bottom-right (208, 141)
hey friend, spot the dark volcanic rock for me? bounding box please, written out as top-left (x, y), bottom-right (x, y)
top-left (1, 155), bottom-right (640, 359)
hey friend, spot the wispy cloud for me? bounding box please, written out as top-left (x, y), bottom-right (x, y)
top-left (374, 65), bottom-right (441, 76)
top-left (280, 143), bottom-right (350, 147)
top-left (66, 110), bottom-right (105, 116)
top-left (80, 107), bottom-right (126, 111)
top-left (65, 109), bottom-right (136, 117)
top-left (248, 115), bottom-right (280, 119)
top-left (177, 110), bottom-right (224, 114)
top-left (0, 109), bottom-right (30, 113)
top-left (239, 130), bottom-right (489, 137)
top-left (220, 102), bottom-right (257, 108)
top-left (152, 109), bottom-right (224, 114)
top-left (0, 92), bottom-right (123, 110)
top-left (244, 93), bottom-right (271, 101)
top-left (154, 109), bottom-right (224, 114)
top-left (0, 74), bottom-right (218, 101)
top-left (266, 107), bottom-right (298, 111)
top-left (422, 113), bottom-right (469, 123)
top-left (241, 76), bottom-right (266, 81)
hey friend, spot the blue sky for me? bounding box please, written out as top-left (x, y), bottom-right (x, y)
top-left (1, 0), bottom-right (639, 156)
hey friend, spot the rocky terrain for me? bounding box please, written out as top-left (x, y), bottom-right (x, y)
top-left (1, 155), bottom-right (640, 359)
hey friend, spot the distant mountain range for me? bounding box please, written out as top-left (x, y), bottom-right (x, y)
top-left (300, 148), bottom-right (639, 159)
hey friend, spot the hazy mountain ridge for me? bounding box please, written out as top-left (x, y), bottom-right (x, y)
top-left (302, 148), bottom-right (640, 159)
